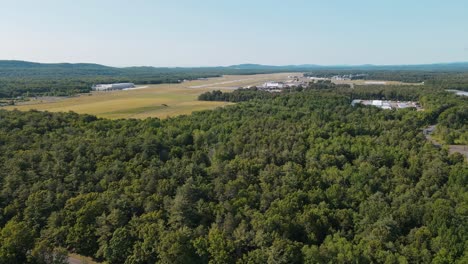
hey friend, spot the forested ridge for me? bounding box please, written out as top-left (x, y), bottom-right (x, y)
top-left (0, 85), bottom-right (466, 263)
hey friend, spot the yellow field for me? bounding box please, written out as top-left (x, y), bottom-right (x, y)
top-left (4, 72), bottom-right (298, 119)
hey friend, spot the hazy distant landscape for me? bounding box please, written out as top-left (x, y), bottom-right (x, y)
top-left (2, 60), bottom-right (468, 99)
top-left (2, 62), bottom-right (465, 119)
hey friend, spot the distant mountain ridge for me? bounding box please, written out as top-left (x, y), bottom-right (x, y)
top-left (2, 60), bottom-right (468, 71)
top-left (226, 62), bottom-right (468, 71)
top-left (0, 60), bottom-right (112, 69)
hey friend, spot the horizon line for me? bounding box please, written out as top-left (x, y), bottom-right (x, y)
top-left (1, 59), bottom-right (468, 69)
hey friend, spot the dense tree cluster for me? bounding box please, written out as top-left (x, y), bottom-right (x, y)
top-left (198, 82), bottom-right (347, 103)
top-left (201, 82), bottom-right (467, 146)
top-left (198, 88), bottom-right (277, 102)
top-left (435, 105), bottom-right (468, 144)
top-left (0, 86), bottom-right (466, 263)
top-left (418, 92), bottom-right (468, 144)
top-left (425, 72), bottom-right (468, 92)
top-left (345, 85), bottom-right (422, 101)
top-left (0, 73), bottom-right (217, 98)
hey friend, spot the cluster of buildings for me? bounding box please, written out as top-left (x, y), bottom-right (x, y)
top-left (92, 83), bottom-right (135, 91)
top-left (260, 80), bottom-right (307, 91)
top-left (308, 77), bottom-right (329, 81)
top-left (352, 99), bottom-right (421, 110)
top-left (306, 74), bottom-right (368, 81)
top-left (261, 82), bottom-right (285, 89)
top-left (331, 74), bottom-right (368, 80)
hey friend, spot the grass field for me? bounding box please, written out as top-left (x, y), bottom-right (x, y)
top-left (4, 72), bottom-right (298, 119)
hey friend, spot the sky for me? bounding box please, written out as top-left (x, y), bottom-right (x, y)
top-left (1, 0), bottom-right (468, 67)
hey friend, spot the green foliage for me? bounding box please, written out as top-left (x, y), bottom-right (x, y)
top-left (199, 88), bottom-right (277, 102)
top-left (31, 241), bottom-right (68, 264)
top-left (105, 227), bottom-right (135, 264)
top-left (0, 220), bottom-right (34, 264)
top-left (436, 106), bottom-right (468, 144)
top-left (0, 83), bottom-right (466, 263)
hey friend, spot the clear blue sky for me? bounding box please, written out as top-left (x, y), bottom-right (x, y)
top-left (1, 0), bottom-right (467, 67)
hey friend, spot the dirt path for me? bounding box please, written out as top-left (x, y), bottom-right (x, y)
top-left (67, 254), bottom-right (100, 264)
top-left (447, 145), bottom-right (468, 159)
top-left (68, 256), bottom-right (81, 264)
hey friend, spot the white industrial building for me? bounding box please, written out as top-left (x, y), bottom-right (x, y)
top-left (261, 82), bottom-right (285, 89)
top-left (372, 100), bottom-right (383, 107)
top-left (92, 83), bottom-right (135, 91)
top-left (352, 99), bottom-right (421, 110)
top-left (308, 77), bottom-right (329, 81)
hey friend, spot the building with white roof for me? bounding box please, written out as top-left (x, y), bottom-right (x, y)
top-left (92, 83), bottom-right (135, 91)
top-left (262, 82), bottom-right (285, 89)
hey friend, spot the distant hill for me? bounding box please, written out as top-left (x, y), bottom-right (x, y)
top-left (2, 60), bottom-right (468, 72)
top-left (0, 60), bottom-right (112, 70)
top-left (226, 62), bottom-right (468, 71)
top-left (227, 64), bottom-right (321, 70)
top-left (0, 61), bottom-right (221, 98)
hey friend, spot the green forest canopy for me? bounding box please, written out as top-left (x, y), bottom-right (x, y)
top-left (0, 80), bottom-right (466, 263)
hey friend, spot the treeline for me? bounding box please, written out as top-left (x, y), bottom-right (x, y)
top-left (425, 73), bottom-right (468, 91)
top-left (198, 83), bottom-right (421, 103)
top-left (199, 83), bottom-right (467, 145)
top-left (346, 85), bottom-right (423, 101)
top-left (4, 60), bottom-right (468, 99)
top-left (198, 88), bottom-right (277, 102)
top-left (435, 105), bottom-right (468, 144)
top-left (0, 87), bottom-right (466, 263)
top-left (0, 74), bottom-right (220, 98)
top-left (0, 61), bottom-right (294, 98)
top-left (418, 90), bottom-right (468, 144)
top-left (198, 82), bottom-right (347, 102)
top-left (0, 74), bottom-right (218, 98)
top-left (305, 71), bottom-right (468, 89)
top-left (304, 71), bottom-right (430, 82)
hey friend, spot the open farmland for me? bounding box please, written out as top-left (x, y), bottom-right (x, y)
top-left (4, 72), bottom-right (297, 119)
